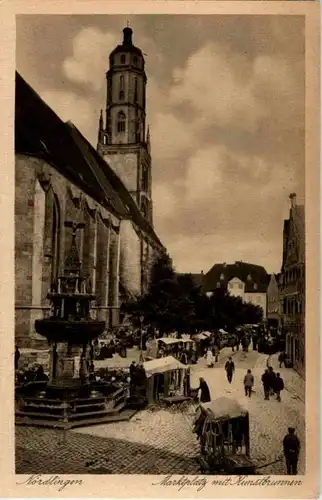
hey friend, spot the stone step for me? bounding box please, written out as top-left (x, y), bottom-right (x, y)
top-left (15, 409), bottom-right (137, 429)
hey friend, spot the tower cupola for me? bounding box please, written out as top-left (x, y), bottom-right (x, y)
top-left (123, 26), bottom-right (133, 46)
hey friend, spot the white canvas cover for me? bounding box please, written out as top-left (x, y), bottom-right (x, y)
top-left (201, 397), bottom-right (248, 420)
top-left (158, 337), bottom-right (182, 345)
top-left (143, 355), bottom-right (188, 378)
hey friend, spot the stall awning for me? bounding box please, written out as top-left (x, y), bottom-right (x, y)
top-left (193, 333), bottom-right (208, 341)
top-left (201, 397), bottom-right (248, 420)
top-left (181, 335), bottom-right (193, 342)
top-left (158, 337), bottom-right (182, 345)
top-left (143, 356), bottom-right (188, 378)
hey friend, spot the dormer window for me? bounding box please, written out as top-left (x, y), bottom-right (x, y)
top-left (117, 111), bottom-right (126, 133)
top-left (220, 273), bottom-right (224, 280)
top-left (247, 274), bottom-right (252, 281)
top-left (120, 54), bottom-right (126, 64)
top-left (253, 283), bottom-right (258, 290)
top-left (216, 282), bottom-right (220, 288)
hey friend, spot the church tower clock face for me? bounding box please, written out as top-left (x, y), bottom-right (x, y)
top-left (97, 26), bottom-right (153, 226)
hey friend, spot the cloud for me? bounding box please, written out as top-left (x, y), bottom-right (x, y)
top-left (62, 28), bottom-right (118, 91)
top-left (169, 43), bottom-right (267, 131)
top-left (40, 89), bottom-right (96, 143)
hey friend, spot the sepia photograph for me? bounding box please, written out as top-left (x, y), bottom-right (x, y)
top-left (1, 1), bottom-right (318, 496)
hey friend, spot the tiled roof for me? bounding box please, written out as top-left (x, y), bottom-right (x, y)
top-left (15, 71), bottom-right (163, 248)
top-left (203, 261), bottom-right (270, 293)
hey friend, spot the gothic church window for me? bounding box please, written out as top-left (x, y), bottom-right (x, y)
top-left (51, 195), bottom-right (61, 284)
top-left (119, 75), bottom-right (125, 100)
top-left (134, 78), bottom-right (138, 102)
top-left (117, 111), bottom-right (126, 133)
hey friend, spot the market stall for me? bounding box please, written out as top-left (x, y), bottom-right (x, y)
top-left (143, 356), bottom-right (189, 404)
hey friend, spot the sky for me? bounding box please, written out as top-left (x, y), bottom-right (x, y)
top-left (16, 14), bottom-right (305, 274)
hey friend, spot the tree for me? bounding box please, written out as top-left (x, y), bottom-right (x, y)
top-left (124, 255), bottom-right (205, 334)
top-left (124, 254), bottom-right (263, 334)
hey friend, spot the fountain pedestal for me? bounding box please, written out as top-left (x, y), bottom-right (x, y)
top-left (15, 221), bottom-right (135, 428)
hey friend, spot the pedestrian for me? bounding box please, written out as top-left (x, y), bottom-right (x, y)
top-left (278, 351), bottom-right (287, 368)
top-left (243, 369), bottom-right (254, 397)
top-left (197, 377), bottom-right (211, 403)
top-left (225, 357), bottom-right (235, 384)
top-left (206, 348), bottom-right (214, 368)
top-left (15, 345), bottom-right (21, 371)
top-left (268, 366), bottom-right (277, 396)
top-left (212, 344), bottom-right (219, 362)
top-left (274, 372), bottom-right (285, 401)
top-left (261, 369), bottom-right (271, 400)
top-left (231, 334), bottom-right (238, 352)
top-left (283, 427), bottom-right (300, 475)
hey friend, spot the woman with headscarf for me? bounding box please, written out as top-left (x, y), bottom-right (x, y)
top-left (197, 377), bottom-right (211, 403)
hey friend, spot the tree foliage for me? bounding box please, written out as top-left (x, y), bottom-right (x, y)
top-left (124, 253), bottom-right (263, 334)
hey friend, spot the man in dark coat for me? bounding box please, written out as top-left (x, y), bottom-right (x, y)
top-left (274, 372), bottom-right (285, 401)
top-left (261, 369), bottom-right (271, 400)
top-left (268, 366), bottom-right (277, 396)
top-left (225, 357), bottom-right (235, 384)
top-left (198, 377), bottom-right (211, 403)
top-left (15, 345), bottom-right (20, 370)
top-left (283, 427), bottom-right (300, 475)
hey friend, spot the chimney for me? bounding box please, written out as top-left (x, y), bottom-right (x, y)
top-left (289, 192), bottom-right (297, 209)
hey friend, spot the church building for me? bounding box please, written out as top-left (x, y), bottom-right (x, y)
top-left (15, 27), bottom-right (163, 348)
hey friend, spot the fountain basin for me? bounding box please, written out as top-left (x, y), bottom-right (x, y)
top-left (35, 318), bottom-right (105, 344)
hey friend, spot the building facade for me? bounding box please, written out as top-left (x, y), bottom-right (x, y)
top-left (97, 27), bottom-right (154, 296)
top-left (266, 273), bottom-right (281, 328)
top-left (279, 193), bottom-right (305, 377)
top-left (203, 261), bottom-right (269, 319)
top-left (15, 29), bottom-right (163, 348)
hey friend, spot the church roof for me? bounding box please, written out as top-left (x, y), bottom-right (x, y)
top-left (203, 262), bottom-right (270, 293)
top-left (15, 71), bottom-right (162, 248)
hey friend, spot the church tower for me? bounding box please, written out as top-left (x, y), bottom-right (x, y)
top-left (98, 26), bottom-right (153, 225)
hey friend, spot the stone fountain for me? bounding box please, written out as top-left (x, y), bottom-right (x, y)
top-left (16, 221), bottom-right (135, 428)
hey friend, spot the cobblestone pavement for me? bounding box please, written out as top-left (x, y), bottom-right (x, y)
top-left (16, 425), bottom-right (200, 474)
top-left (16, 349), bottom-right (305, 475)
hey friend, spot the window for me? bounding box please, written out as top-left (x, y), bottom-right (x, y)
top-left (120, 54), bottom-right (126, 64)
top-left (220, 273), bottom-right (224, 280)
top-left (257, 296), bottom-right (261, 303)
top-left (117, 111), bottom-right (126, 133)
top-left (120, 75), bottom-right (124, 90)
top-left (247, 274), bottom-right (252, 281)
top-left (253, 283), bottom-right (258, 290)
top-left (133, 56), bottom-right (138, 66)
top-left (238, 284), bottom-right (243, 290)
top-left (134, 78), bottom-right (138, 102)
top-left (216, 282), bottom-right (220, 288)
top-left (229, 283), bottom-right (234, 289)
top-left (119, 90), bottom-right (125, 100)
